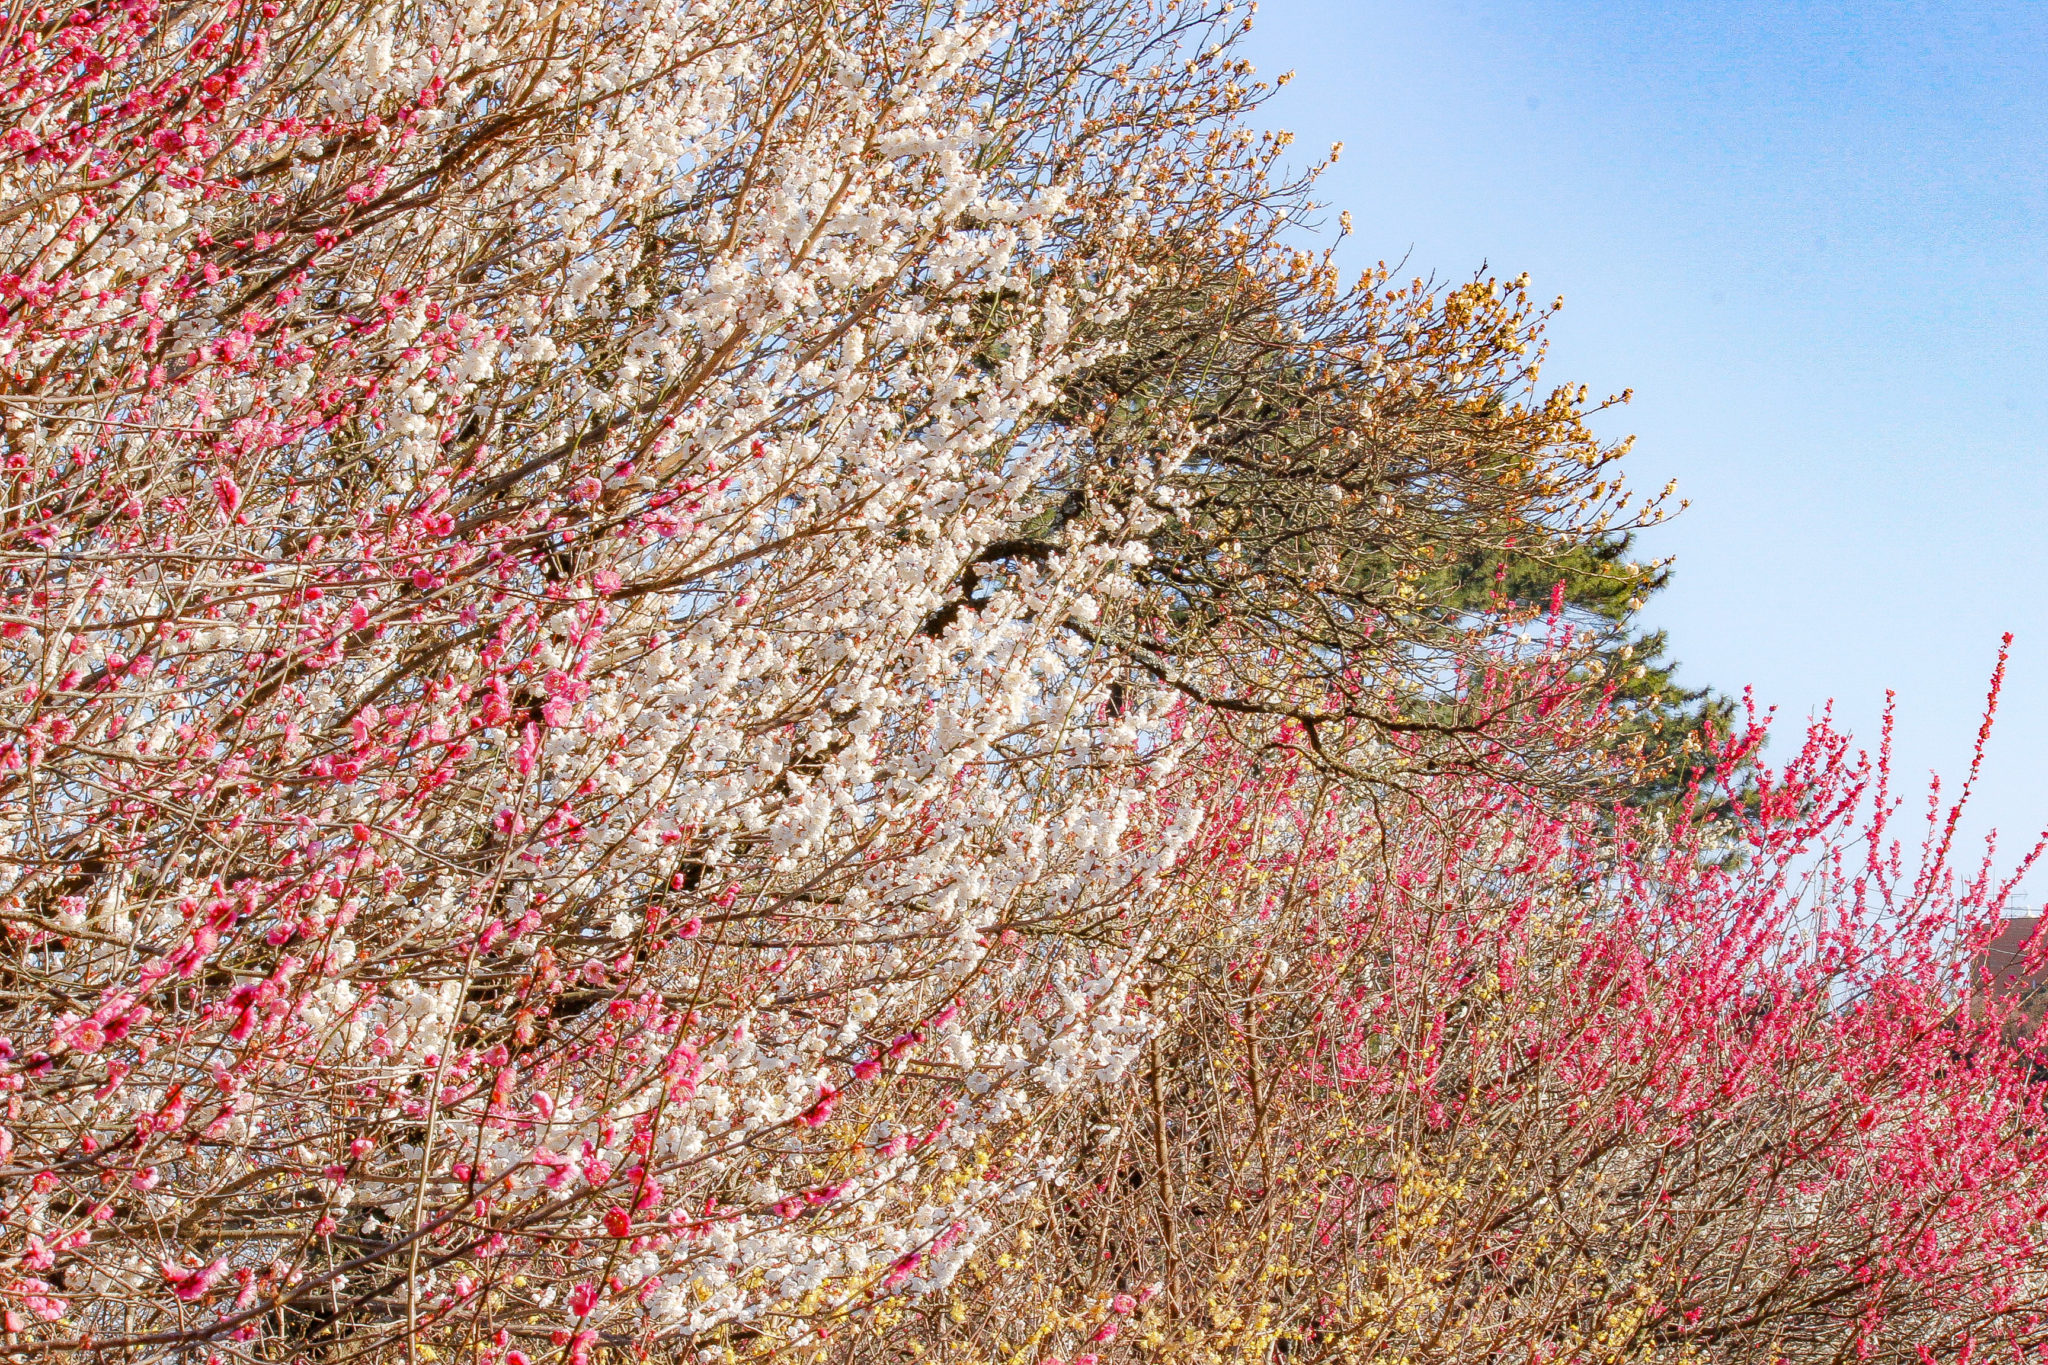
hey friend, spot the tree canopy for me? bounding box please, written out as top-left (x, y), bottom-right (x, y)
top-left (0, 0), bottom-right (2032, 1362)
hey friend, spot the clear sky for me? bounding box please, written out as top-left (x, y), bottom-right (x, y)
top-left (1239, 0), bottom-right (2048, 899)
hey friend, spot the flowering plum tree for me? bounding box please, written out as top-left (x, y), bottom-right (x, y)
top-left (937, 670), bottom-right (2048, 1365)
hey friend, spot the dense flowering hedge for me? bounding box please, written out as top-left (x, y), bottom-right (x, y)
top-left (978, 679), bottom-right (2048, 1365)
top-left (0, 0), bottom-right (2040, 1361)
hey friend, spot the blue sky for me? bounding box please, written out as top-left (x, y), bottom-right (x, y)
top-left (1239, 0), bottom-right (2048, 898)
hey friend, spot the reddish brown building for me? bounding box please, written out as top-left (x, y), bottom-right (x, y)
top-left (1981, 915), bottom-right (2048, 1035)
